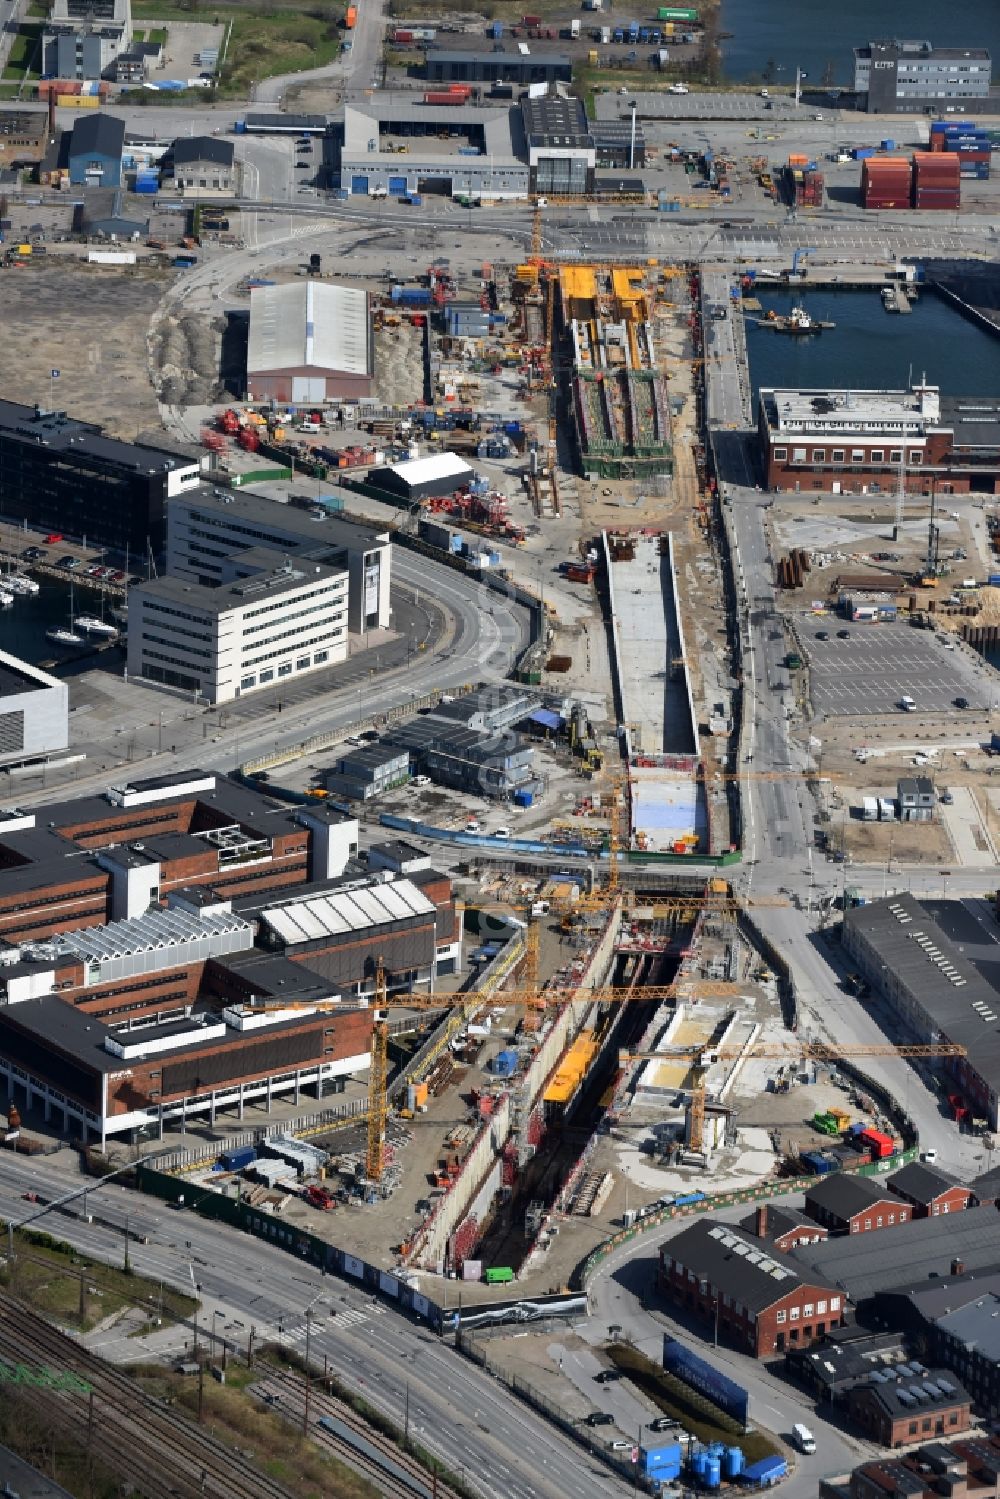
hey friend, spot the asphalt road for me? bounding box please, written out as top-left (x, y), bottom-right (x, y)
top-left (583, 1209), bottom-right (877, 1494)
top-left (0, 1153), bottom-right (630, 1499)
top-left (26, 549), bottom-right (529, 803)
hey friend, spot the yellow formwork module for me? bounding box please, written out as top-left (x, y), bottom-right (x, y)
top-left (544, 1029), bottom-right (598, 1104)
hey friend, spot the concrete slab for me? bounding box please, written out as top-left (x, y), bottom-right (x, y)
top-left (940, 785), bottom-right (997, 868)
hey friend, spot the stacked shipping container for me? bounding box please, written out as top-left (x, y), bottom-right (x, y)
top-left (930, 119), bottom-right (991, 180)
top-left (861, 156), bottom-right (912, 210)
top-left (785, 156), bottom-right (823, 207)
top-left (912, 150), bottom-right (961, 209)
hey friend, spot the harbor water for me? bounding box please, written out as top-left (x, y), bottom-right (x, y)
top-left (0, 576), bottom-right (122, 671)
top-left (718, 0), bottom-right (1000, 85)
top-left (746, 286), bottom-right (1000, 404)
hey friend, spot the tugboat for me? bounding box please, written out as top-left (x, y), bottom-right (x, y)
top-left (760, 305), bottom-right (833, 334)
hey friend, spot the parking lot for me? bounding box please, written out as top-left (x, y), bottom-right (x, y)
top-left (801, 620), bottom-right (990, 717)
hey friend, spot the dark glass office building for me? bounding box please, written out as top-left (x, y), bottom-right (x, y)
top-left (0, 400), bottom-right (202, 555)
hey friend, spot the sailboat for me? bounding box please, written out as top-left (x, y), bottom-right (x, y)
top-left (47, 582), bottom-right (84, 647)
top-left (74, 613), bottom-right (118, 638)
top-left (5, 574), bottom-right (38, 595)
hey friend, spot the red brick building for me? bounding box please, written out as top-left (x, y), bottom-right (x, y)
top-left (848, 1435), bottom-right (1000, 1498)
top-left (758, 383), bottom-right (1000, 496)
top-left (804, 1174), bottom-right (912, 1235)
top-left (887, 1161), bottom-right (973, 1220)
top-left (739, 1203), bottom-right (830, 1252)
top-left (658, 1219), bottom-right (845, 1357)
top-left (0, 770), bottom-right (462, 1146)
top-left (847, 1368), bottom-right (972, 1449)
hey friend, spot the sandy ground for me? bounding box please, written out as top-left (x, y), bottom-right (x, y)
top-left (374, 320), bottom-right (426, 407)
top-left (0, 261), bottom-right (169, 436)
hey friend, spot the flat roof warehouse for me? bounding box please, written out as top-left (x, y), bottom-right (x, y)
top-left (843, 893), bottom-right (1000, 1121)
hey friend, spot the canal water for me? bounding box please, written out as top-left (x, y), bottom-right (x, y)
top-left (0, 577), bottom-right (121, 672)
top-left (718, 0), bottom-right (1000, 85)
top-left (745, 286), bottom-right (1000, 404)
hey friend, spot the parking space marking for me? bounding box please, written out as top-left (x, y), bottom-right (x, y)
top-left (800, 620), bottom-right (989, 717)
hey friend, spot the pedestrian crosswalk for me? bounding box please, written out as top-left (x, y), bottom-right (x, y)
top-left (279, 1302), bottom-right (387, 1342)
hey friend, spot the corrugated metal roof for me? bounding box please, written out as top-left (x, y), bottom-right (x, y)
top-left (790, 1205), bottom-right (1000, 1303)
top-left (261, 878), bottom-right (436, 945)
top-left (247, 282), bottom-right (370, 378)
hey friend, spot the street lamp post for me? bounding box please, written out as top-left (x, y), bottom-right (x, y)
top-left (213, 1309), bottom-right (226, 1370)
top-left (302, 1308), bottom-right (313, 1436)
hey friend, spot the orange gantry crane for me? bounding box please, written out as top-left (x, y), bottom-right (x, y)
top-left (616, 1039), bottom-right (968, 1153)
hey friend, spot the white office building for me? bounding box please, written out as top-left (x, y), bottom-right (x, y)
top-left (127, 547), bottom-right (350, 703)
top-left (166, 489), bottom-right (391, 634)
top-left (0, 651), bottom-right (68, 761)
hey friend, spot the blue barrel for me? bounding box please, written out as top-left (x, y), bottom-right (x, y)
top-left (707, 1443), bottom-right (725, 1458)
top-left (704, 1456), bottom-right (722, 1490)
top-left (724, 1446), bottom-right (744, 1480)
top-left (691, 1449), bottom-right (708, 1483)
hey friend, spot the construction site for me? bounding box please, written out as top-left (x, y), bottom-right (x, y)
top-left (559, 263), bottom-right (674, 480)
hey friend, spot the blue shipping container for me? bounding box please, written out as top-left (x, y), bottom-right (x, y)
top-left (641, 1442), bottom-right (682, 1475)
top-left (221, 1145), bottom-right (257, 1171)
top-left (514, 789), bottom-right (534, 808)
top-left (743, 1456), bottom-right (788, 1488)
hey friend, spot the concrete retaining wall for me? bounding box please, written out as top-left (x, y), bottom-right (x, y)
top-left (409, 1095), bottom-right (512, 1267)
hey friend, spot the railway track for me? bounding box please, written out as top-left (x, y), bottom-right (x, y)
top-left (0, 1290), bottom-right (296, 1499)
top-left (255, 1362), bottom-right (461, 1499)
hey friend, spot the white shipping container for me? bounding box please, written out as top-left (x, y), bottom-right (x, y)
top-left (878, 798), bottom-right (896, 821)
top-left (88, 250), bottom-right (137, 265)
top-left (862, 796), bottom-right (879, 822)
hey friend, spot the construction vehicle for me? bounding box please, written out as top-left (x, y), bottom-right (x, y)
top-left (304, 1184), bottom-right (337, 1210)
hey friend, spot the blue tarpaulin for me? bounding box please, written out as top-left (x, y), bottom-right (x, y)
top-left (529, 709), bottom-right (564, 731)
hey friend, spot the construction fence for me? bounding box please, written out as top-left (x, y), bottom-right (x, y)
top-left (576, 1139), bottom-right (921, 1292)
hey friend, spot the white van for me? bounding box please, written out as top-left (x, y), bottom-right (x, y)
top-left (899, 695), bottom-right (916, 712)
top-left (792, 1424), bottom-right (816, 1455)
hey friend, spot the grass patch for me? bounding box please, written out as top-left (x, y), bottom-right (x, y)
top-left (133, 1363), bottom-right (381, 1499)
top-left (131, 0), bottom-right (342, 94)
top-left (149, 25), bottom-right (168, 42)
top-left (0, 1228), bottom-right (197, 1333)
top-left (25, 0), bottom-right (48, 17)
top-left (215, 10), bottom-right (341, 96)
top-left (607, 1343), bottom-right (780, 1463)
top-left (2, 21), bottom-right (42, 79)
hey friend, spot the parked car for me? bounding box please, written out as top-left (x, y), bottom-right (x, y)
top-left (495, 827), bottom-right (512, 839)
top-left (44, 532), bottom-right (63, 544)
top-left (836, 629), bottom-right (850, 639)
top-left (585, 1413), bottom-right (614, 1427)
top-left (955, 696), bottom-right (970, 709)
top-left (815, 630), bottom-right (829, 640)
